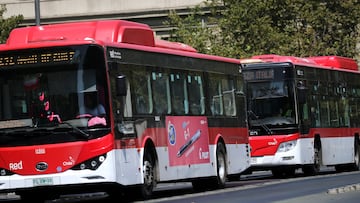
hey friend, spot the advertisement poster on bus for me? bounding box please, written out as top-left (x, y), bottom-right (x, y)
top-left (166, 116), bottom-right (210, 166)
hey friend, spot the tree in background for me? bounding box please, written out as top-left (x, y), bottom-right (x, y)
top-left (165, 0), bottom-right (360, 59)
top-left (0, 4), bottom-right (23, 43)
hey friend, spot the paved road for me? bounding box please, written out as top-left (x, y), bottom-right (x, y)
top-left (1, 168), bottom-right (359, 203)
top-left (143, 170), bottom-right (360, 203)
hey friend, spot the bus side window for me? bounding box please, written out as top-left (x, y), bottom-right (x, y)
top-left (329, 99), bottom-right (339, 127)
top-left (309, 95), bottom-right (321, 127)
top-left (170, 73), bottom-right (186, 115)
top-left (134, 73), bottom-right (152, 114)
top-left (223, 89), bottom-right (235, 116)
top-left (208, 74), bottom-right (223, 116)
top-left (221, 78), bottom-right (236, 116)
top-left (187, 74), bottom-right (205, 115)
top-left (151, 71), bottom-right (170, 114)
top-left (320, 99), bottom-right (330, 127)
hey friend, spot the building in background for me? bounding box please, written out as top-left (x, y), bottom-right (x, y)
top-left (0, 0), bottom-right (205, 38)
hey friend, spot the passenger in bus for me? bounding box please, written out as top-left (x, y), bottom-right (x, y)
top-left (32, 91), bottom-right (61, 126)
top-left (280, 103), bottom-right (293, 117)
top-left (310, 107), bottom-right (318, 127)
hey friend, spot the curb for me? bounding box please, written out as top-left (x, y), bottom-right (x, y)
top-left (327, 184), bottom-right (360, 194)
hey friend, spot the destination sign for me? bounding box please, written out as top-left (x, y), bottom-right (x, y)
top-left (243, 69), bottom-right (274, 81)
top-left (0, 50), bottom-right (75, 67)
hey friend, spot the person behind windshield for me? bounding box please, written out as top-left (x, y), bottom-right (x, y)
top-left (280, 103), bottom-right (293, 117)
top-left (79, 91), bottom-right (105, 117)
top-left (32, 90), bottom-right (61, 126)
top-left (78, 91), bottom-right (107, 127)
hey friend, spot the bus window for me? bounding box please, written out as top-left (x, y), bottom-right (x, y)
top-left (340, 98), bottom-right (350, 127)
top-left (170, 73), bottom-right (186, 115)
top-left (151, 71), bottom-right (170, 114)
top-left (329, 99), bottom-right (339, 127)
top-left (187, 73), bottom-right (205, 115)
top-left (222, 78), bottom-right (236, 116)
top-left (309, 95), bottom-right (321, 127)
top-left (132, 70), bottom-right (152, 114)
top-left (349, 98), bottom-right (359, 127)
top-left (208, 74), bottom-right (223, 116)
top-left (320, 98), bottom-right (330, 127)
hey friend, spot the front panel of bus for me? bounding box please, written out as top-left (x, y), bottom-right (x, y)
top-left (243, 63), bottom-right (303, 167)
top-left (0, 44), bottom-right (115, 194)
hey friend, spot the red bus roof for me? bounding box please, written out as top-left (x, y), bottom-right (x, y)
top-left (3, 20), bottom-right (196, 53)
top-left (4, 20), bottom-right (195, 52)
top-left (243, 54), bottom-right (359, 71)
top-left (6, 20), bottom-right (157, 47)
top-left (0, 20), bottom-right (243, 64)
top-left (307, 56), bottom-right (358, 71)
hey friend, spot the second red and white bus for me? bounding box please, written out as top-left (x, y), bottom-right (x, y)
top-left (0, 20), bottom-right (250, 201)
top-left (242, 54), bottom-right (360, 177)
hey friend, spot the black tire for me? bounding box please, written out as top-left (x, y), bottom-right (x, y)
top-left (271, 168), bottom-right (283, 178)
top-left (350, 139), bottom-right (360, 171)
top-left (137, 149), bottom-right (156, 199)
top-left (192, 142), bottom-right (227, 191)
top-left (271, 167), bottom-right (295, 178)
top-left (215, 142), bottom-right (227, 188)
top-left (18, 190), bottom-right (56, 202)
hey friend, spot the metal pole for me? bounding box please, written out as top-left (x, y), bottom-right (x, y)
top-left (35, 0), bottom-right (40, 25)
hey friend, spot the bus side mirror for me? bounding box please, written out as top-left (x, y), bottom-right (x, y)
top-left (116, 75), bottom-right (127, 96)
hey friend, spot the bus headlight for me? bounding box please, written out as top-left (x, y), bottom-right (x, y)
top-left (0, 168), bottom-right (14, 176)
top-left (277, 140), bottom-right (297, 152)
top-left (72, 154), bottom-right (107, 170)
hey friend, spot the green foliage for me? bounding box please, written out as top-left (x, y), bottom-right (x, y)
top-left (165, 0), bottom-right (360, 59)
top-left (0, 4), bottom-right (23, 43)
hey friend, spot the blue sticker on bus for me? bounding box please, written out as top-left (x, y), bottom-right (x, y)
top-left (168, 124), bottom-right (176, 145)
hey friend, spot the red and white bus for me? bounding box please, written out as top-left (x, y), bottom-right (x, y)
top-left (242, 54), bottom-right (360, 177)
top-left (0, 20), bottom-right (250, 201)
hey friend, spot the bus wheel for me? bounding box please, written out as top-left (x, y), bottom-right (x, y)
top-left (271, 167), bottom-right (295, 178)
top-left (18, 190), bottom-right (56, 202)
top-left (303, 145), bottom-right (321, 176)
top-left (215, 142), bottom-right (227, 188)
top-left (139, 150), bottom-right (156, 199)
top-left (350, 139), bottom-right (360, 171)
top-left (191, 142), bottom-right (227, 191)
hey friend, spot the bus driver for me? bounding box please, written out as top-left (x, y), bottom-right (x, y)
top-left (78, 91), bottom-right (106, 126)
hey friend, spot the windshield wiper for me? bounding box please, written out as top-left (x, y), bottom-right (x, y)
top-left (0, 122), bottom-right (90, 139)
top-left (247, 110), bottom-right (273, 135)
top-left (61, 122), bottom-right (90, 139)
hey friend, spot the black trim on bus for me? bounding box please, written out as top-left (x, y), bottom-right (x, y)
top-left (107, 47), bottom-right (241, 75)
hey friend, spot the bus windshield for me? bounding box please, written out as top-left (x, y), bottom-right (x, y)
top-left (0, 45), bottom-right (109, 145)
top-left (247, 80), bottom-right (296, 135)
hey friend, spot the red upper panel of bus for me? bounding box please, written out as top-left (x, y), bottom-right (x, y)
top-left (307, 56), bottom-right (358, 71)
top-left (248, 54), bottom-right (359, 71)
top-left (4, 20), bottom-right (197, 52)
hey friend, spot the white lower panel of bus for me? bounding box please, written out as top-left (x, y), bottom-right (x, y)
top-left (116, 143), bottom-right (250, 184)
top-left (321, 136), bottom-right (354, 165)
top-left (251, 136), bottom-right (355, 167)
top-left (251, 138), bottom-right (314, 167)
top-left (0, 151), bottom-right (118, 190)
top-left (0, 143), bottom-right (250, 191)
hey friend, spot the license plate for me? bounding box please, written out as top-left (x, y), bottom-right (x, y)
top-left (33, 177), bottom-right (53, 186)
